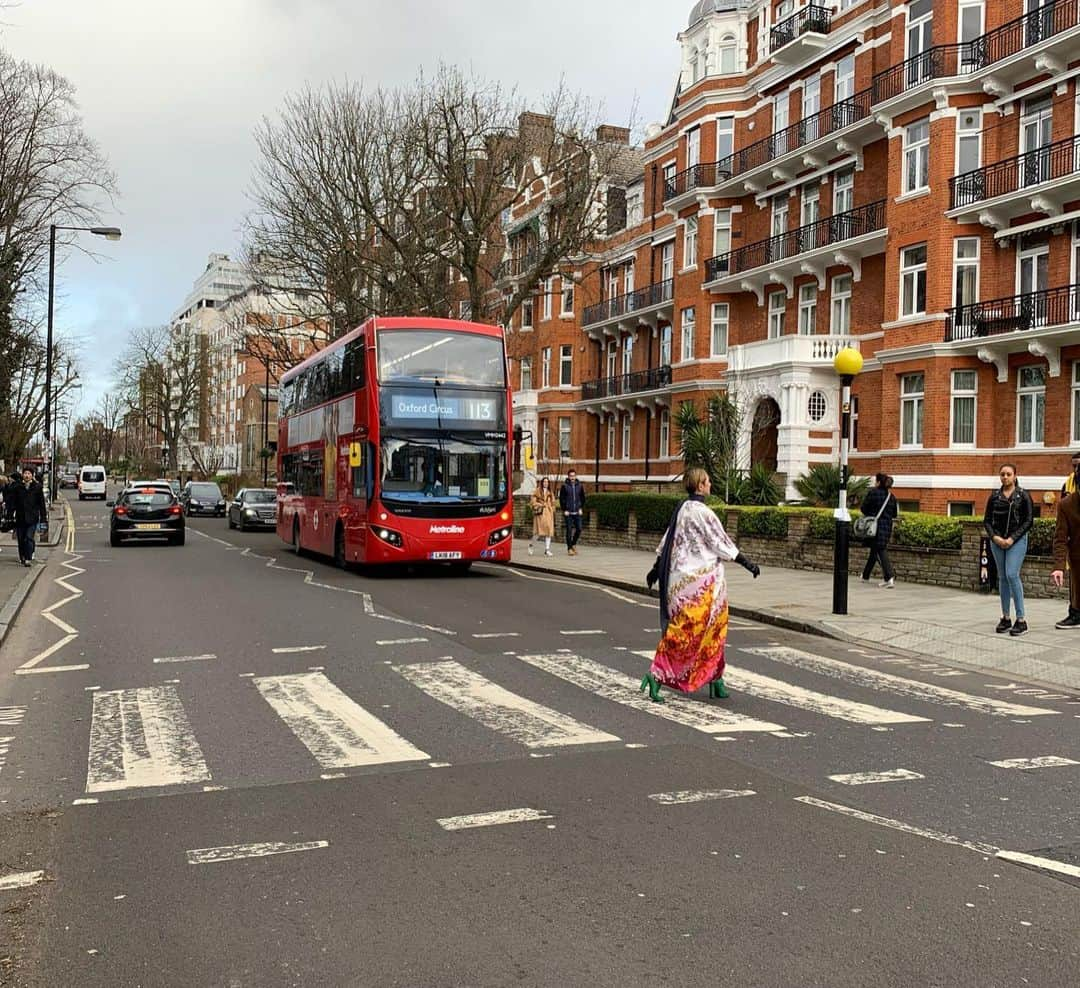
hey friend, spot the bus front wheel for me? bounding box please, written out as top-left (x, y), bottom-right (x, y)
top-left (449, 561), bottom-right (472, 574)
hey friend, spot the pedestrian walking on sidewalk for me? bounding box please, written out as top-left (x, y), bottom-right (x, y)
top-left (11, 468), bottom-right (46, 566)
top-left (559, 469), bottom-right (586, 556)
top-left (859, 473), bottom-right (898, 588)
top-left (528, 478), bottom-right (556, 556)
top-left (1051, 460), bottom-right (1080, 629)
top-left (983, 463), bottom-right (1033, 637)
top-left (640, 467), bottom-right (760, 703)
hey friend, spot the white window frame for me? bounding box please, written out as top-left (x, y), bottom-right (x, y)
top-left (607, 416), bottom-right (616, 459)
top-left (521, 297), bottom-right (534, 329)
top-left (958, 0), bottom-right (985, 42)
top-left (900, 372), bottom-right (925, 448)
top-left (660, 324), bottom-right (672, 366)
top-left (606, 341), bottom-right (618, 378)
top-left (659, 410), bottom-right (670, 457)
top-left (622, 334), bottom-right (634, 375)
top-left (952, 237), bottom-right (980, 310)
top-left (767, 290), bottom-right (786, 339)
top-left (542, 277), bottom-right (554, 321)
top-left (713, 208), bottom-right (732, 258)
top-left (950, 369), bottom-right (978, 447)
top-left (802, 74), bottom-right (822, 141)
top-left (541, 346), bottom-right (552, 388)
top-left (520, 356), bottom-right (532, 392)
top-left (798, 283), bottom-right (817, 335)
top-left (716, 117), bottom-right (735, 164)
top-left (684, 216), bottom-right (698, 269)
top-left (661, 242), bottom-right (675, 283)
top-left (955, 108), bottom-right (982, 177)
top-left (559, 417), bottom-right (572, 458)
top-left (903, 119), bottom-right (930, 194)
top-left (561, 278), bottom-right (574, 315)
top-left (1016, 365), bottom-right (1046, 446)
top-left (801, 185), bottom-right (820, 228)
top-left (835, 54), bottom-right (855, 102)
top-left (719, 35), bottom-right (738, 74)
top-left (710, 303), bottom-right (729, 356)
top-left (621, 414), bottom-right (632, 461)
top-left (559, 344), bottom-right (573, 387)
top-left (686, 128), bottom-right (701, 169)
top-left (900, 244), bottom-right (928, 318)
top-left (831, 274), bottom-right (853, 334)
top-left (681, 307), bottom-right (696, 361)
top-left (833, 168), bottom-right (854, 215)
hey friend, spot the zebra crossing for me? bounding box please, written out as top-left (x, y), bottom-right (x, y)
top-left (77, 644), bottom-right (1069, 800)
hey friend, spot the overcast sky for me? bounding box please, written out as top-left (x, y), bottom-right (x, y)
top-left (3, 0), bottom-right (684, 416)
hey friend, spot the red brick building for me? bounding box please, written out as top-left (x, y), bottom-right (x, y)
top-left (501, 0), bottom-right (1080, 516)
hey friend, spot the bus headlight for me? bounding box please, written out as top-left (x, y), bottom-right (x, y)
top-left (375, 527), bottom-right (404, 548)
top-left (488, 527), bottom-right (512, 546)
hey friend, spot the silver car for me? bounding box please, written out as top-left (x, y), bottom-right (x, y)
top-left (227, 488), bottom-right (278, 531)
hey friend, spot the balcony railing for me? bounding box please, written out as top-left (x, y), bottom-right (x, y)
top-left (497, 246), bottom-right (547, 280)
top-left (945, 284), bottom-right (1080, 341)
top-left (704, 200), bottom-right (886, 282)
top-left (580, 365), bottom-right (673, 402)
top-left (582, 279), bottom-right (674, 328)
top-left (950, 132), bottom-right (1080, 209)
top-left (770, 3), bottom-right (833, 54)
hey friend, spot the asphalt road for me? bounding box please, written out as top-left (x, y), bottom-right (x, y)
top-left (0, 492), bottom-right (1077, 987)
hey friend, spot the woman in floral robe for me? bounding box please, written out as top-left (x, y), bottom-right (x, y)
top-left (642, 468), bottom-right (760, 702)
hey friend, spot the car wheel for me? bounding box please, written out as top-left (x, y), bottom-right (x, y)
top-left (334, 524), bottom-right (347, 570)
top-left (110, 532), bottom-right (121, 548)
top-left (173, 531), bottom-right (185, 546)
top-left (227, 514), bottom-right (235, 529)
top-left (78, 493), bottom-right (84, 501)
top-left (239, 519), bottom-right (246, 533)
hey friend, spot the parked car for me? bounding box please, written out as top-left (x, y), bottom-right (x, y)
top-left (77, 465), bottom-right (107, 500)
top-left (228, 488), bottom-right (278, 531)
top-left (108, 488), bottom-right (185, 547)
top-left (59, 471), bottom-right (79, 489)
top-left (181, 481), bottom-right (226, 517)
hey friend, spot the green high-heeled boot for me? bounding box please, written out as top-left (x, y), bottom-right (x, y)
top-left (708, 678), bottom-right (730, 699)
top-left (639, 673), bottom-right (664, 703)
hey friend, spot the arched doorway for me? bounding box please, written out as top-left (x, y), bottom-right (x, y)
top-left (750, 397), bottom-right (780, 473)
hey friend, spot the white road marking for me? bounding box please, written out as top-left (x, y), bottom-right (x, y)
top-left (502, 566), bottom-right (653, 608)
top-left (633, 651), bottom-right (927, 726)
top-left (746, 646), bottom-right (1059, 718)
top-left (437, 808), bottom-right (552, 831)
top-left (86, 686), bottom-right (212, 793)
top-left (520, 654), bottom-right (784, 734)
top-left (71, 798), bottom-right (98, 805)
top-left (152, 654), bottom-right (216, 664)
top-left (988, 756), bottom-right (1080, 771)
top-left (995, 851), bottom-right (1080, 880)
top-left (186, 841), bottom-right (329, 865)
top-left (648, 789), bottom-right (756, 805)
top-left (271, 645), bottom-right (326, 654)
top-left (395, 660), bottom-right (618, 748)
top-left (255, 672), bottom-right (429, 768)
top-left (376, 638), bottom-right (428, 646)
top-left (0, 707), bottom-right (26, 726)
top-left (15, 663), bottom-right (90, 676)
top-left (828, 769), bottom-right (925, 786)
top-left (560, 629), bottom-right (606, 636)
top-left (0, 870), bottom-right (44, 891)
top-left (472, 632), bottom-right (520, 639)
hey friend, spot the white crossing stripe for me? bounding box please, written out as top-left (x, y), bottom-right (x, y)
top-left (254, 672), bottom-right (429, 769)
top-left (376, 638), bottom-right (428, 646)
top-left (988, 756), bottom-right (1080, 771)
top-left (827, 769), bottom-right (925, 785)
top-left (86, 686), bottom-right (212, 793)
top-left (560, 629), bottom-right (606, 636)
top-left (746, 646), bottom-right (1059, 718)
top-left (648, 789), bottom-right (756, 805)
top-left (152, 654), bottom-right (216, 664)
top-left (0, 870), bottom-right (45, 891)
top-left (272, 645), bottom-right (327, 654)
top-left (521, 654), bottom-right (784, 734)
top-left (631, 651), bottom-right (927, 726)
top-left (396, 660), bottom-right (618, 748)
top-left (438, 808), bottom-right (552, 831)
top-left (472, 632), bottom-right (520, 639)
top-left (187, 841), bottom-right (329, 865)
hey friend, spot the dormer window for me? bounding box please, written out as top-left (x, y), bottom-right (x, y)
top-left (718, 34), bottom-right (737, 74)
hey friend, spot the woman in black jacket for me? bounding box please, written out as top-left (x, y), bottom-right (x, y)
top-left (860, 473), bottom-right (899, 588)
top-left (11, 468), bottom-right (46, 566)
top-left (983, 463), bottom-right (1034, 636)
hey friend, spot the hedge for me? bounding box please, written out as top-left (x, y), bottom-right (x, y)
top-left (735, 507), bottom-right (789, 539)
top-left (807, 510), bottom-right (962, 549)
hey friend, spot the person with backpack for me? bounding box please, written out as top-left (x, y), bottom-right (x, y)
top-left (983, 463), bottom-right (1034, 637)
top-left (858, 473), bottom-right (898, 589)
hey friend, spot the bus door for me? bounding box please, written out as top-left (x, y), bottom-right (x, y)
top-left (344, 437), bottom-right (369, 562)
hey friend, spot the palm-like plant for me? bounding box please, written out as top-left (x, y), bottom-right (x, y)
top-left (794, 463), bottom-right (870, 508)
top-left (677, 395), bottom-right (739, 490)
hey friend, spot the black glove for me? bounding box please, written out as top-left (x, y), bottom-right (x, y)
top-left (646, 562), bottom-right (660, 590)
top-left (735, 552), bottom-right (760, 579)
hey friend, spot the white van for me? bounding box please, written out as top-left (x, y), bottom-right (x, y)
top-left (78, 465), bottom-right (107, 500)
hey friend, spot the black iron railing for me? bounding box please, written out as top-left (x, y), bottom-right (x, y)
top-left (665, 161), bottom-right (733, 201)
top-left (945, 284), bottom-right (1080, 341)
top-left (770, 3), bottom-right (833, 53)
top-left (704, 200), bottom-right (886, 282)
top-left (582, 279), bottom-right (675, 328)
top-left (580, 365), bottom-right (673, 401)
top-left (497, 246), bottom-right (549, 280)
top-left (950, 132), bottom-right (1080, 209)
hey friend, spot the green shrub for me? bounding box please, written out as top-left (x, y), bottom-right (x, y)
top-left (892, 513), bottom-right (962, 550)
top-left (807, 509), bottom-right (842, 541)
top-left (736, 508), bottom-right (789, 539)
top-left (742, 463), bottom-right (783, 506)
top-left (1027, 517), bottom-right (1055, 556)
top-left (586, 493), bottom-right (684, 533)
top-left (794, 463), bottom-right (871, 508)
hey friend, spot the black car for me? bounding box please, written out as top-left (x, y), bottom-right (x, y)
top-left (228, 488), bottom-right (278, 531)
top-left (108, 488), bottom-right (185, 547)
top-left (181, 481), bottom-right (226, 517)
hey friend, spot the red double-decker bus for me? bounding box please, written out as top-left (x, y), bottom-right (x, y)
top-left (276, 317), bottom-right (513, 570)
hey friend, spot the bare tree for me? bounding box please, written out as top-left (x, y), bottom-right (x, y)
top-left (245, 65), bottom-right (630, 334)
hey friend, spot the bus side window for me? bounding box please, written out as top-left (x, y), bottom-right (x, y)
top-left (343, 340), bottom-right (365, 392)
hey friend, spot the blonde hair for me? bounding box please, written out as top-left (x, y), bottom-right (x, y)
top-left (684, 467), bottom-right (708, 495)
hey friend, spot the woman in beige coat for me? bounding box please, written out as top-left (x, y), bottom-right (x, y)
top-left (529, 477), bottom-right (556, 556)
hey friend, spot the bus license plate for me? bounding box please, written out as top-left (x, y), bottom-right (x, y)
top-left (135, 523), bottom-right (163, 530)
top-left (428, 551), bottom-right (463, 560)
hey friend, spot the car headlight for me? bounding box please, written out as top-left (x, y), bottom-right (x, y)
top-left (244, 508), bottom-right (257, 517)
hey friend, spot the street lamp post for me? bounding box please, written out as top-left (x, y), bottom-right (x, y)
top-left (832, 347), bottom-right (864, 616)
top-left (45, 224), bottom-right (122, 502)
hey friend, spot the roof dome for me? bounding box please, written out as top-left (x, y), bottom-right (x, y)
top-left (687, 0), bottom-right (738, 28)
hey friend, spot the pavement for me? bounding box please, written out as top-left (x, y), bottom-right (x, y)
top-left (0, 493), bottom-right (1077, 986)
top-left (510, 539), bottom-right (1080, 694)
top-left (0, 502), bottom-right (67, 649)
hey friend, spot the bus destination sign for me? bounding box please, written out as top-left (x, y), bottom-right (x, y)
top-left (385, 390), bottom-right (506, 430)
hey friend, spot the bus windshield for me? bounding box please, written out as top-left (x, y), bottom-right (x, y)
top-left (380, 435), bottom-right (508, 505)
top-left (377, 330), bottom-right (505, 387)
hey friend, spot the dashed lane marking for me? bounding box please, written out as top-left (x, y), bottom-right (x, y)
top-left (437, 808), bottom-right (552, 832)
top-left (271, 645), bottom-right (326, 654)
top-left (377, 638), bottom-right (429, 646)
top-left (472, 632), bottom-right (520, 639)
top-left (0, 871), bottom-right (45, 891)
top-left (187, 841), bottom-right (329, 865)
top-left (152, 654), bottom-right (216, 664)
top-left (648, 789), bottom-right (756, 805)
top-left (988, 756), bottom-right (1080, 771)
top-left (827, 769), bottom-right (925, 786)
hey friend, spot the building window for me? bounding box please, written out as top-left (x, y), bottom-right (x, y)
top-left (659, 410), bottom-right (670, 456)
top-left (520, 356), bottom-right (532, 391)
top-left (686, 127), bottom-right (701, 169)
top-left (662, 161), bottom-right (676, 194)
top-left (802, 74), bottom-right (821, 142)
top-left (542, 277), bottom-right (554, 321)
top-left (681, 307), bottom-right (696, 361)
top-left (660, 324), bottom-right (672, 366)
top-left (801, 185), bottom-right (820, 228)
top-left (606, 341), bottom-right (617, 378)
top-left (831, 274), bottom-right (852, 334)
top-left (541, 346), bottom-right (551, 388)
top-left (607, 417), bottom-right (616, 459)
top-left (561, 278), bottom-right (575, 314)
top-left (953, 237), bottom-right (979, 310)
top-left (719, 34), bottom-right (738, 74)
top-left (767, 290), bottom-right (786, 339)
top-left (948, 501), bottom-right (975, 517)
top-left (713, 208), bottom-right (732, 259)
top-left (900, 244), bottom-right (927, 317)
top-left (716, 117), bottom-right (735, 164)
top-left (522, 297), bottom-right (534, 328)
top-left (1017, 366), bottom-right (1046, 445)
top-left (903, 119), bottom-right (930, 194)
top-left (833, 168), bottom-right (854, 215)
top-left (559, 417), bottom-right (572, 458)
top-left (711, 303), bottom-right (729, 356)
top-left (559, 345), bottom-right (573, 386)
top-left (951, 369), bottom-right (977, 446)
top-left (958, 0), bottom-right (984, 43)
top-left (835, 54), bottom-right (855, 102)
top-left (661, 241), bottom-right (674, 283)
top-left (627, 189), bottom-right (644, 227)
top-left (808, 391), bottom-right (827, 422)
top-left (956, 108), bottom-right (982, 176)
top-left (901, 372), bottom-right (925, 447)
top-left (622, 414), bottom-right (631, 460)
top-left (684, 216), bottom-right (698, 268)
top-left (798, 283), bottom-right (817, 335)
top-left (622, 334), bottom-right (634, 375)
top-left (1073, 362), bottom-right (1080, 443)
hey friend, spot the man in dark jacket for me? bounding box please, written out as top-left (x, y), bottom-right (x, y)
top-left (558, 470), bottom-right (586, 556)
top-left (11, 468), bottom-right (47, 566)
top-left (1051, 462), bottom-right (1080, 629)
